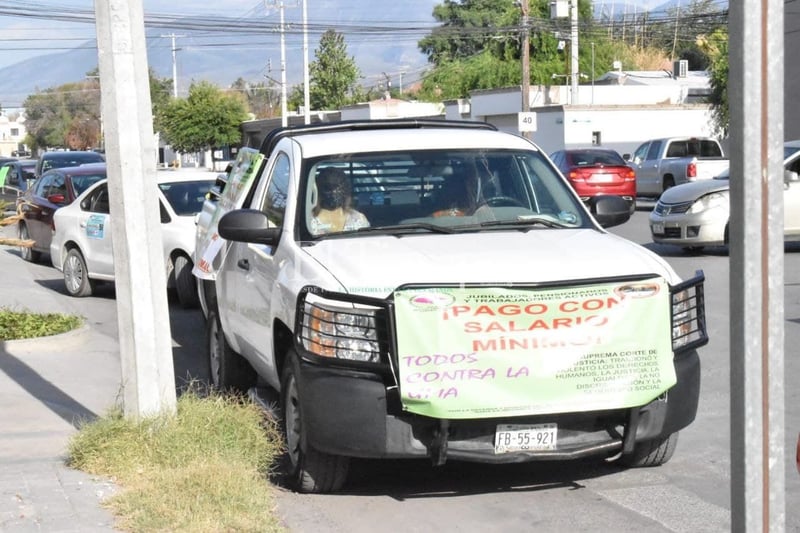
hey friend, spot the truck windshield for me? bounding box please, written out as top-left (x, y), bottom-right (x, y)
top-left (299, 149), bottom-right (589, 239)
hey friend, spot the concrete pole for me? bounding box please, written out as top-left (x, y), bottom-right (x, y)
top-left (302, 0), bottom-right (310, 124)
top-left (94, 0), bottom-right (177, 419)
top-left (520, 0), bottom-right (531, 140)
top-left (729, 0), bottom-right (785, 530)
top-left (570, 0), bottom-right (579, 105)
top-left (280, 0), bottom-right (288, 127)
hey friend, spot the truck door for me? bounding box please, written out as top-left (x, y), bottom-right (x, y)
top-left (219, 151), bottom-right (291, 389)
top-left (636, 140), bottom-right (665, 196)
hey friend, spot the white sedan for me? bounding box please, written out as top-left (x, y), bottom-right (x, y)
top-left (649, 141), bottom-right (800, 252)
top-left (50, 169), bottom-right (215, 307)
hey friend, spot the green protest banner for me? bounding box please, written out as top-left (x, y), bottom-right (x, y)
top-left (193, 148), bottom-right (264, 279)
top-left (0, 166), bottom-right (8, 188)
top-left (394, 279), bottom-right (674, 419)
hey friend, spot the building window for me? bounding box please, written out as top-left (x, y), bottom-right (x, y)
top-left (10, 128), bottom-right (19, 136)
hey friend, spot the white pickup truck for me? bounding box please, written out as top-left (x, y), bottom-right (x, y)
top-left (627, 137), bottom-right (729, 197)
top-left (194, 119), bottom-right (708, 493)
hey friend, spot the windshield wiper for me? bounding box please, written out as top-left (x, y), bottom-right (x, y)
top-left (352, 223), bottom-right (457, 235)
top-left (479, 215), bottom-right (573, 230)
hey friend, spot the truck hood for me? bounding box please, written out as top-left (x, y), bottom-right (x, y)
top-left (301, 229), bottom-right (679, 297)
top-left (660, 177), bottom-right (730, 204)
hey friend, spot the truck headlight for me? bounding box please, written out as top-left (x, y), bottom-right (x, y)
top-left (671, 276), bottom-right (708, 354)
top-left (301, 301), bottom-right (381, 363)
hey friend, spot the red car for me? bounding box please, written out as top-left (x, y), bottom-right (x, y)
top-left (549, 148), bottom-right (637, 214)
top-left (16, 164), bottom-right (107, 262)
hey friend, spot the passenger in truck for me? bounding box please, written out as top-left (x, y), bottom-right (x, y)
top-left (309, 167), bottom-right (370, 235)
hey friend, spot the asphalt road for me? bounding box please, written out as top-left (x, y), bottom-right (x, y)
top-left (18, 203), bottom-right (800, 532)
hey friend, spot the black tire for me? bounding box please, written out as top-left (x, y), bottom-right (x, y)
top-left (620, 432), bottom-right (679, 467)
top-left (629, 198), bottom-right (637, 215)
top-left (206, 310), bottom-right (256, 392)
top-left (63, 248), bottom-right (95, 297)
top-left (18, 223), bottom-right (41, 263)
top-left (174, 254), bottom-right (199, 309)
top-left (281, 352), bottom-right (349, 493)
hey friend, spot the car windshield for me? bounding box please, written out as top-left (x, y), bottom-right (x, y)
top-left (299, 149), bottom-right (589, 239)
top-left (785, 145), bottom-right (800, 160)
top-left (159, 179), bottom-right (216, 216)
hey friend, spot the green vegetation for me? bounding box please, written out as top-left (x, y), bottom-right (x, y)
top-left (157, 81), bottom-right (250, 154)
top-left (68, 389), bottom-right (285, 533)
top-left (0, 308), bottom-right (83, 340)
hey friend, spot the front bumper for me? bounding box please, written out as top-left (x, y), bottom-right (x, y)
top-left (296, 349), bottom-right (701, 463)
top-left (649, 210), bottom-right (727, 247)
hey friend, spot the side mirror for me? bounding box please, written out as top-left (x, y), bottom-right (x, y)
top-left (622, 153), bottom-right (631, 162)
top-left (785, 169), bottom-right (799, 183)
top-left (47, 193), bottom-right (66, 205)
top-left (591, 195), bottom-right (631, 228)
top-left (218, 209), bottom-right (281, 246)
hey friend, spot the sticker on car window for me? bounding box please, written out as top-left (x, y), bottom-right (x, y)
top-left (86, 214), bottom-right (107, 239)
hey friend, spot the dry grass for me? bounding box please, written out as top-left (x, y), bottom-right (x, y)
top-left (68, 388), bottom-right (285, 532)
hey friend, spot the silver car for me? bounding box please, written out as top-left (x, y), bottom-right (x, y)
top-left (649, 141), bottom-right (800, 251)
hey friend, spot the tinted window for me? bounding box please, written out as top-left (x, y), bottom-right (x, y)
top-left (159, 179), bottom-right (215, 216)
top-left (646, 141), bottom-right (663, 161)
top-left (70, 173), bottom-right (107, 196)
top-left (568, 150), bottom-right (625, 166)
top-left (262, 153), bottom-right (290, 227)
top-left (34, 175), bottom-right (54, 196)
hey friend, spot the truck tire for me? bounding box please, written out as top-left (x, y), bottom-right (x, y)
top-left (63, 248), bottom-right (95, 297)
top-left (281, 352), bottom-right (349, 493)
top-left (207, 310), bottom-right (256, 393)
top-left (174, 254), bottom-right (199, 309)
top-left (662, 176), bottom-right (675, 192)
top-left (620, 432), bottom-right (679, 467)
top-left (19, 223), bottom-right (41, 263)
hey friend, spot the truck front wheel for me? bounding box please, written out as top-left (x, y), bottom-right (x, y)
top-left (207, 310), bottom-right (256, 393)
top-left (281, 352), bottom-right (349, 493)
top-left (620, 432), bottom-right (679, 467)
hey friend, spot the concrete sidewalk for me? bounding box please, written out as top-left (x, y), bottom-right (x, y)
top-left (0, 224), bottom-right (121, 532)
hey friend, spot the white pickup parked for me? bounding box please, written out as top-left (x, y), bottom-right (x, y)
top-left (627, 137), bottom-right (729, 197)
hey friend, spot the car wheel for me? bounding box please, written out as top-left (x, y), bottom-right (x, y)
top-left (620, 432), bottom-right (679, 467)
top-left (63, 248), bottom-right (95, 297)
top-left (174, 254), bottom-right (199, 308)
top-left (629, 198), bottom-right (637, 215)
top-left (662, 176), bottom-right (675, 192)
top-left (18, 223), bottom-right (41, 263)
top-left (281, 351), bottom-right (349, 493)
top-left (206, 310), bottom-right (256, 392)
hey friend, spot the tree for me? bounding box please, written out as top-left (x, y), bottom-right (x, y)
top-left (230, 77), bottom-right (280, 119)
top-left (309, 30), bottom-right (360, 110)
top-left (415, 0), bottom-right (607, 100)
top-left (156, 81), bottom-right (249, 154)
top-left (23, 69), bottom-right (176, 152)
top-left (697, 28), bottom-right (728, 136)
top-left (23, 81), bottom-right (96, 151)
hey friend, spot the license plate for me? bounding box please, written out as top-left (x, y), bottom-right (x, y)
top-left (590, 173), bottom-right (614, 183)
top-left (494, 423), bottom-right (557, 454)
top-left (652, 222), bottom-right (665, 234)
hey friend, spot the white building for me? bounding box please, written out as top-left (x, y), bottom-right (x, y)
top-left (0, 114), bottom-right (28, 157)
top-left (445, 65), bottom-right (721, 157)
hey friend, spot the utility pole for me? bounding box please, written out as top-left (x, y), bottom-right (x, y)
top-left (96, 0), bottom-right (177, 419)
top-left (520, 0), bottom-right (531, 139)
top-left (161, 33), bottom-right (185, 97)
top-left (570, 0), bottom-right (579, 105)
top-left (302, 0), bottom-right (310, 124)
top-left (279, 0), bottom-right (288, 127)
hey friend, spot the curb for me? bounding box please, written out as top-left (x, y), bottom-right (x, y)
top-left (0, 323), bottom-right (92, 351)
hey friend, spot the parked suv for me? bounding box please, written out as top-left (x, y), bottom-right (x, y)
top-left (194, 119), bottom-right (708, 493)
